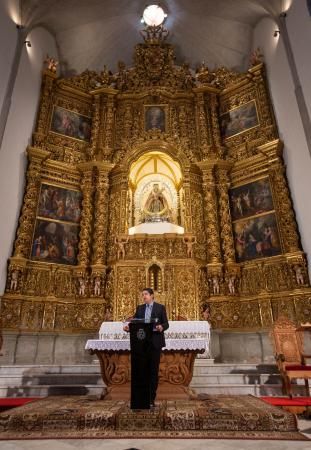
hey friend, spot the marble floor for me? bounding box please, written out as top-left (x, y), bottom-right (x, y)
top-left (1, 419), bottom-right (310, 450)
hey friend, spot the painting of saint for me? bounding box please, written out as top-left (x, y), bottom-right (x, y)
top-left (145, 106), bottom-right (166, 132)
top-left (229, 178), bottom-right (274, 221)
top-left (31, 219), bottom-right (79, 265)
top-left (220, 100), bottom-right (259, 139)
top-left (50, 106), bottom-right (92, 141)
top-left (38, 184), bottom-right (82, 223)
top-left (233, 213), bottom-right (281, 262)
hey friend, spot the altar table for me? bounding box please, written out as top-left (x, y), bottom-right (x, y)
top-left (85, 320), bottom-right (210, 400)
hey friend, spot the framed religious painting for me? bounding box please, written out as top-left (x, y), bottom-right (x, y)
top-left (232, 212), bottom-right (282, 263)
top-left (219, 100), bottom-right (259, 139)
top-left (144, 105), bottom-right (167, 132)
top-left (229, 177), bottom-right (274, 221)
top-left (50, 105), bottom-right (92, 141)
top-left (37, 183), bottom-right (82, 224)
top-left (31, 219), bottom-right (80, 265)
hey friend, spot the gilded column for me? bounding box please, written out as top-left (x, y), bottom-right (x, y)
top-left (209, 92), bottom-right (224, 158)
top-left (33, 70), bottom-right (56, 149)
top-left (270, 159), bottom-right (300, 253)
top-left (92, 162), bottom-right (113, 265)
top-left (89, 89), bottom-right (117, 161)
top-left (120, 178), bottom-right (129, 234)
top-left (194, 91), bottom-right (210, 158)
top-left (182, 170), bottom-right (193, 233)
top-left (250, 64), bottom-right (277, 136)
top-left (178, 105), bottom-right (188, 140)
top-left (102, 92), bottom-right (117, 159)
top-left (216, 164), bottom-right (235, 263)
top-left (199, 162), bottom-right (222, 263)
top-left (13, 147), bottom-right (50, 258)
top-left (89, 94), bottom-right (101, 160)
top-left (77, 163), bottom-right (94, 267)
top-left (123, 103), bottom-right (132, 140)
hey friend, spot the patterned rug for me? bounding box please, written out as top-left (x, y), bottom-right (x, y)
top-left (0, 395), bottom-right (308, 440)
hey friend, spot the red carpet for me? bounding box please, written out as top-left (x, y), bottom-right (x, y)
top-left (261, 397), bottom-right (311, 406)
top-left (0, 397), bottom-right (41, 412)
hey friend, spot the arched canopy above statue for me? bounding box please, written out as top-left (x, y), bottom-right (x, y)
top-left (127, 150), bottom-right (184, 234)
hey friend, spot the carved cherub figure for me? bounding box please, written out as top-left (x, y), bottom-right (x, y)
top-left (10, 269), bottom-right (19, 291)
top-left (115, 236), bottom-right (129, 260)
top-left (249, 47), bottom-right (263, 67)
top-left (94, 276), bottom-right (101, 296)
top-left (78, 277), bottom-right (86, 296)
top-left (210, 275), bottom-right (220, 295)
top-left (294, 265), bottom-right (304, 285)
top-left (227, 275), bottom-right (236, 295)
top-left (44, 55), bottom-right (59, 73)
top-left (183, 235), bottom-right (197, 258)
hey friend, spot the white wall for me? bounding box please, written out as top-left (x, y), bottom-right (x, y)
top-left (0, 0), bottom-right (18, 111)
top-left (0, 25), bottom-right (58, 294)
top-left (253, 15), bottom-right (311, 277)
top-left (286, 0), bottom-right (311, 119)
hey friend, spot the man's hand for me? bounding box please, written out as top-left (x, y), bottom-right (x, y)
top-left (123, 324), bottom-right (129, 332)
top-left (155, 324), bottom-right (163, 332)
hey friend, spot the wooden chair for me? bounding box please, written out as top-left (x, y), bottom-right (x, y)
top-left (271, 316), bottom-right (311, 397)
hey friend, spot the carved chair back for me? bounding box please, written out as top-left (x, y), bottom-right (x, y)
top-left (271, 316), bottom-right (311, 397)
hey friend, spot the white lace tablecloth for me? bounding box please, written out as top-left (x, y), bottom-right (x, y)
top-left (85, 320), bottom-right (210, 354)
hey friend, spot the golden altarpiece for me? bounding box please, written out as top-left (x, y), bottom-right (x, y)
top-left (1, 26), bottom-right (311, 344)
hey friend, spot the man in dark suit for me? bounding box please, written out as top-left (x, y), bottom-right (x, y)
top-left (124, 287), bottom-right (169, 407)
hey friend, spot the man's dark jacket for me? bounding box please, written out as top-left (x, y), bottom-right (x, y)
top-left (134, 302), bottom-right (169, 350)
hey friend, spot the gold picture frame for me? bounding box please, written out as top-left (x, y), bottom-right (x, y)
top-left (220, 99), bottom-right (259, 139)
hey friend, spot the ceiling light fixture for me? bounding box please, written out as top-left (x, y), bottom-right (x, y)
top-left (142, 4), bottom-right (167, 26)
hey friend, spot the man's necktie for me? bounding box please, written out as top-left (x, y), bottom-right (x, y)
top-left (145, 304), bottom-right (152, 321)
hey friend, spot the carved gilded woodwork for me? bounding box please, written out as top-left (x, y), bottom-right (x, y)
top-left (77, 163), bottom-right (94, 267)
top-left (13, 147), bottom-right (50, 259)
top-left (92, 163), bottom-right (113, 266)
top-left (199, 163), bottom-right (222, 263)
top-left (269, 161), bottom-right (300, 254)
top-left (216, 164), bottom-right (235, 264)
top-left (1, 32), bottom-right (310, 334)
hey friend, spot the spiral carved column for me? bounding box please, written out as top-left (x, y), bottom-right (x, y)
top-left (89, 94), bottom-right (101, 160)
top-left (195, 91), bottom-right (210, 158)
top-left (216, 164), bottom-right (235, 263)
top-left (209, 93), bottom-right (224, 159)
top-left (102, 92), bottom-right (117, 159)
top-left (92, 163), bottom-right (113, 265)
top-left (77, 163), bottom-right (94, 268)
top-left (199, 163), bottom-right (221, 264)
top-left (270, 160), bottom-right (300, 254)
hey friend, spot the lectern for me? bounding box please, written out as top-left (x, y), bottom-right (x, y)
top-left (129, 319), bottom-right (155, 409)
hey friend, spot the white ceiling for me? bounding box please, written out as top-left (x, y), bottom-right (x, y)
top-left (21, 0), bottom-right (284, 75)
